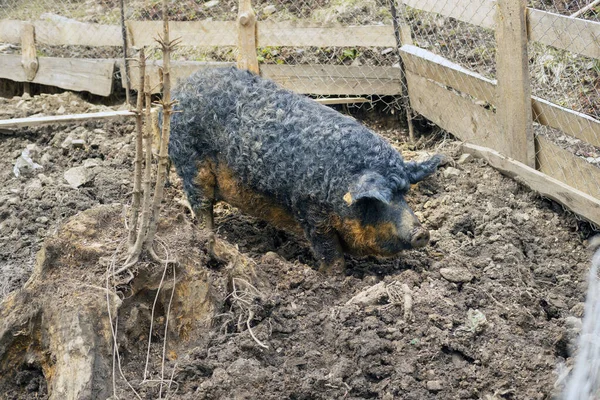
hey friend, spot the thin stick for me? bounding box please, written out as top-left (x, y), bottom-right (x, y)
top-left (124, 75), bottom-right (154, 267)
top-left (246, 310), bottom-right (269, 349)
top-left (120, 0), bottom-right (131, 105)
top-left (570, 0), bottom-right (600, 18)
top-left (159, 242), bottom-right (176, 399)
top-left (144, 0), bottom-right (176, 254)
top-left (128, 48), bottom-right (145, 247)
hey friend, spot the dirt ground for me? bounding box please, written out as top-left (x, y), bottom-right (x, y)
top-left (0, 91), bottom-right (597, 399)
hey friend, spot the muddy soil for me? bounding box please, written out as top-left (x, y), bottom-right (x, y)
top-left (0, 92), bottom-right (597, 399)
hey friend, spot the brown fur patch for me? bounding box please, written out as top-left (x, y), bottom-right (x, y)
top-left (333, 217), bottom-right (398, 256)
top-left (197, 158), bottom-right (302, 234)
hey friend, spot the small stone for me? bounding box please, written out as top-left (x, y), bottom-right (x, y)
top-left (71, 139), bottom-right (86, 148)
top-left (457, 153), bottom-right (473, 164)
top-left (64, 166), bottom-right (93, 189)
top-left (40, 153), bottom-right (52, 165)
top-left (83, 158), bottom-right (101, 168)
top-left (426, 380), bottom-right (443, 392)
top-left (56, 105), bottom-right (66, 114)
top-left (204, 0), bottom-right (219, 8)
top-left (381, 47), bottom-right (394, 55)
top-left (443, 166), bottom-right (461, 178)
top-left (36, 216), bottom-right (49, 224)
top-left (37, 174), bottom-right (53, 186)
top-left (440, 267), bottom-right (473, 283)
top-left (263, 4), bottom-right (277, 14)
top-left (21, 92), bottom-right (31, 100)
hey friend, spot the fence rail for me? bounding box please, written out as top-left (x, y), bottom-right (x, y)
top-left (0, 0), bottom-right (599, 226)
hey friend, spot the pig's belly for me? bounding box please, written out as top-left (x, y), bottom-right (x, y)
top-left (197, 158), bottom-right (303, 235)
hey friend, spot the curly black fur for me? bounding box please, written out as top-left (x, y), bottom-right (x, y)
top-left (168, 67), bottom-right (440, 267)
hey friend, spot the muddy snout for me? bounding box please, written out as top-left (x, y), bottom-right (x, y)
top-left (410, 226), bottom-right (430, 248)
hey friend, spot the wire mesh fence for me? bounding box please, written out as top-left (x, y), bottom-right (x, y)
top-left (0, 0), bottom-right (599, 219)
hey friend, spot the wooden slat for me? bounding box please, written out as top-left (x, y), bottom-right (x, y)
top-left (528, 9), bottom-right (600, 59)
top-left (0, 19), bottom-right (121, 47)
top-left (125, 61), bottom-right (235, 93)
top-left (405, 70), bottom-right (500, 149)
top-left (257, 22), bottom-right (396, 47)
top-left (261, 65), bottom-right (403, 95)
top-left (0, 110), bottom-right (135, 129)
top-left (495, 0), bottom-right (534, 167)
top-left (400, 44), bottom-right (496, 104)
top-left (126, 21), bottom-right (237, 47)
top-left (402, 0), bottom-right (496, 29)
top-left (532, 97), bottom-right (600, 148)
top-left (463, 143), bottom-right (600, 226)
top-left (536, 135), bottom-right (600, 200)
top-left (314, 97), bottom-right (370, 105)
top-left (401, 45), bottom-right (600, 150)
top-left (0, 55), bottom-right (114, 96)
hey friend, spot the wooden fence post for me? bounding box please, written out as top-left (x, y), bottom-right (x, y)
top-left (495, 0), bottom-right (535, 167)
top-left (21, 23), bottom-right (38, 95)
top-left (237, 0), bottom-right (259, 74)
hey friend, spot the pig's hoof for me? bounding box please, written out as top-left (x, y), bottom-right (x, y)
top-left (319, 259), bottom-right (345, 275)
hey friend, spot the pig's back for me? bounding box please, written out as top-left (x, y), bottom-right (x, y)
top-left (170, 67), bottom-right (408, 212)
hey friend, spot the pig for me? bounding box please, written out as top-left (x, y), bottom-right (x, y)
top-left (168, 67), bottom-right (441, 273)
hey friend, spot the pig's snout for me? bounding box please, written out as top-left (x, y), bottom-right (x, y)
top-left (410, 226), bottom-right (430, 248)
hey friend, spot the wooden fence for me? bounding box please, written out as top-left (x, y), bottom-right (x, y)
top-left (0, 0), bottom-right (599, 225)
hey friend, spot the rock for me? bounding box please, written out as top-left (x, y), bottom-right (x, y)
top-left (263, 4), bottom-right (277, 14)
top-left (83, 158), bottom-right (101, 168)
top-left (381, 47), bottom-right (394, 55)
top-left (56, 105), bottom-right (66, 114)
top-left (36, 216), bottom-right (49, 224)
top-left (71, 139), bottom-right (86, 148)
top-left (40, 152), bottom-right (53, 165)
top-left (204, 0), bottom-right (219, 8)
top-left (37, 174), bottom-right (54, 186)
top-left (443, 167), bottom-right (461, 178)
top-left (64, 166), bottom-right (93, 189)
top-left (457, 153), bottom-right (473, 164)
top-left (440, 267), bottom-right (473, 283)
top-left (426, 380), bottom-right (443, 392)
top-left (60, 136), bottom-right (74, 149)
top-left (21, 92), bottom-right (31, 100)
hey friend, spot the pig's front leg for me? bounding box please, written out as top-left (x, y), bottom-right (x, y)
top-left (303, 225), bottom-right (346, 274)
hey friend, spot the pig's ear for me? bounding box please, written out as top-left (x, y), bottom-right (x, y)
top-left (406, 154), bottom-right (443, 184)
top-left (345, 171), bottom-right (392, 205)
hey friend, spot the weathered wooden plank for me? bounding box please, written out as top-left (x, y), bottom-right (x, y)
top-left (126, 21), bottom-right (237, 47)
top-left (0, 19), bottom-right (122, 47)
top-left (400, 44), bottom-right (600, 148)
top-left (528, 9), bottom-right (600, 59)
top-left (405, 70), bottom-right (500, 149)
top-left (261, 65), bottom-right (404, 95)
top-left (402, 0), bottom-right (496, 29)
top-left (0, 55), bottom-right (114, 96)
top-left (400, 44), bottom-right (496, 104)
top-left (125, 61), bottom-right (235, 93)
top-left (536, 135), bottom-right (600, 200)
top-left (532, 97), bottom-right (600, 148)
top-left (314, 97), bottom-right (370, 105)
top-left (495, 0), bottom-right (534, 167)
top-left (257, 22), bottom-right (395, 47)
top-left (463, 143), bottom-right (600, 226)
top-left (0, 110), bottom-right (135, 129)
